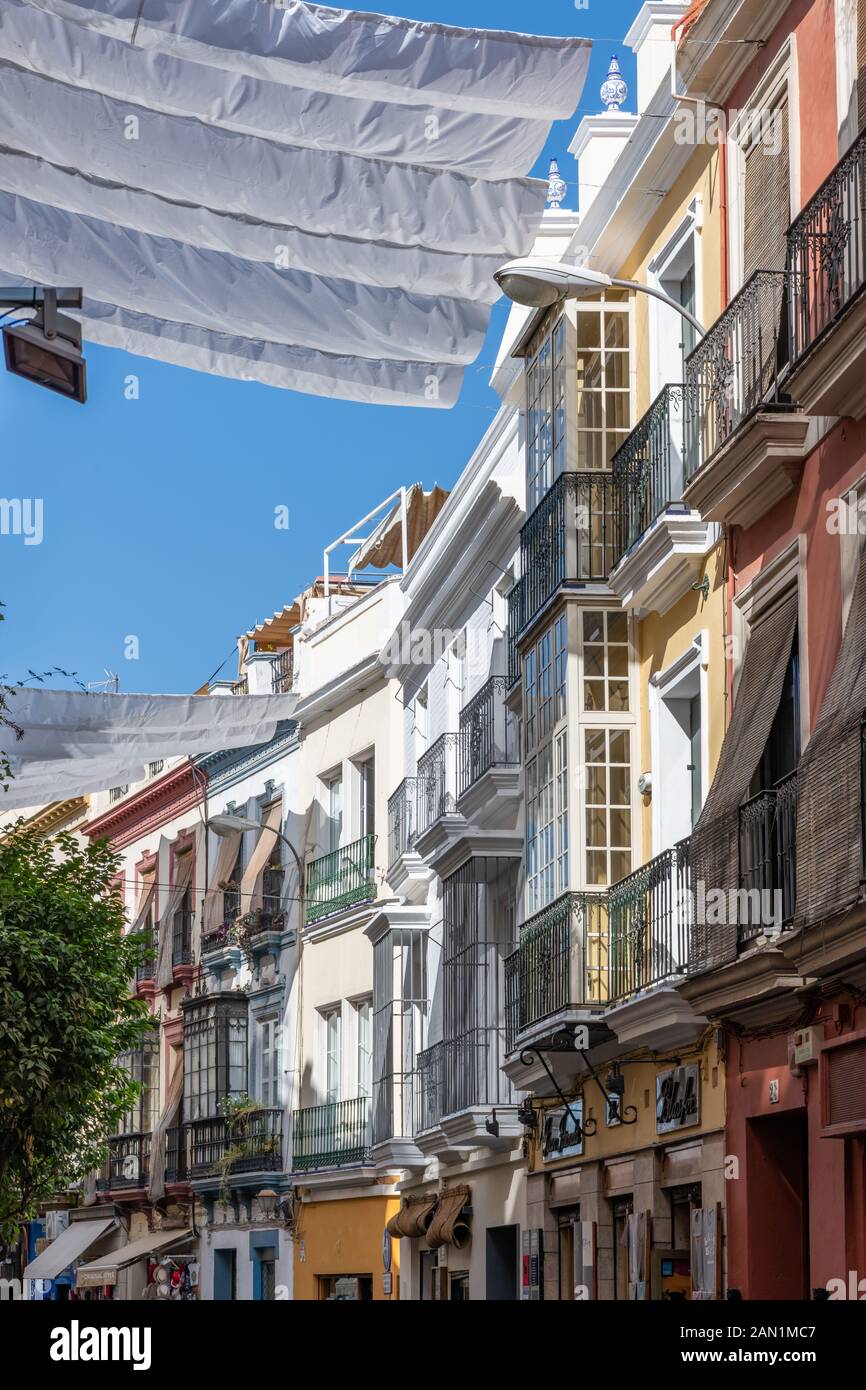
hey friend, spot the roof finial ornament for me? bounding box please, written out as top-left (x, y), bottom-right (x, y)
top-left (600, 53), bottom-right (628, 113)
top-left (546, 157), bottom-right (567, 210)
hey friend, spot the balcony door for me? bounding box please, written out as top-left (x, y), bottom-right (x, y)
top-left (325, 772), bottom-right (343, 853)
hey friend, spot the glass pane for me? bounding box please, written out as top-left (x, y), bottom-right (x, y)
top-left (608, 680), bottom-right (630, 712)
top-left (608, 765), bottom-right (630, 806)
top-left (608, 729), bottom-right (631, 764)
top-left (605, 313), bottom-right (628, 348)
top-left (609, 808), bottom-right (631, 846)
top-left (577, 311), bottom-right (601, 348)
top-left (586, 851), bottom-right (608, 886)
top-left (607, 645), bottom-right (628, 677)
top-left (582, 610), bottom-right (604, 644)
top-left (607, 611), bottom-right (628, 643)
top-left (586, 809), bottom-right (607, 847)
top-left (584, 729), bottom-right (606, 764)
top-left (610, 851), bottom-right (632, 883)
top-left (584, 647), bottom-right (605, 678)
top-left (583, 680), bottom-right (605, 711)
top-left (605, 392), bottom-right (630, 431)
top-left (604, 352), bottom-right (629, 389)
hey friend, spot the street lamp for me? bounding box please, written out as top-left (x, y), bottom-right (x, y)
top-left (1, 286), bottom-right (87, 402)
top-left (494, 258), bottom-right (705, 337)
top-left (209, 812), bottom-right (304, 919)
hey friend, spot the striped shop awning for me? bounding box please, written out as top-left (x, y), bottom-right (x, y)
top-left (0, 0), bottom-right (591, 406)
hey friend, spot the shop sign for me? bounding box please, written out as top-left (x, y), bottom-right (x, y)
top-left (656, 1064), bottom-right (700, 1134)
top-left (76, 1268), bottom-right (117, 1288)
top-left (541, 1100), bottom-right (584, 1162)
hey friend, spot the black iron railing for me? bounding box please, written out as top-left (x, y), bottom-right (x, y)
top-left (292, 1097), bottom-right (371, 1171)
top-left (165, 1125), bottom-right (187, 1184)
top-left (172, 905), bottom-right (193, 966)
top-left (788, 126), bottom-right (866, 365)
top-left (608, 839), bottom-right (691, 1001)
top-left (414, 1042), bottom-right (445, 1134)
top-left (685, 270), bottom-right (791, 480)
top-left (305, 832), bottom-right (376, 925)
top-left (185, 1108), bottom-right (283, 1178)
top-left (98, 1132), bottom-right (151, 1190)
top-left (506, 578), bottom-right (525, 688)
top-left (416, 734), bottom-right (459, 838)
top-left (231, 675), bottom-right (249, 695)
top-left (738, 771), bottom-right (798, 942)
top-left (458, 676), bottom-right (518, 795)
top-left (271, 649), bottom-right (293, 694)
top-left (519, 471), bottom-right (623, 634)
top-left (387, 777), bottom-right (417, 868)
top-left (613, 384), bottom-right (689, 552)
top-left (503, 892), bottom-right (609, 1050)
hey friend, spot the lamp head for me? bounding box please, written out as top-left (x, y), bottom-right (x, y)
top-left (493, 258), bottom-right (613, 308)
top-left (210, 813), bottom-right (259, 835)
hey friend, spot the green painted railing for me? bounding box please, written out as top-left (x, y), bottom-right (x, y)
top-left (305, 832), bottom-right (376, 924)
top-left (292, 1097), bottom-right (371, 1171)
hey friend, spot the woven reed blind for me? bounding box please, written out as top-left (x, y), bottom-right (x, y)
top-left (795, 540), bottom-right (866, 926)
top-left (689, 591), bottom-right (799, 974)
top-left (743, 100), bottom-right (790, 279)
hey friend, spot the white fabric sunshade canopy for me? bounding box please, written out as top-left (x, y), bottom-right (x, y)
top-left (2, 687), bottom-right (295, 808)
top-left (23, 1215), bottom-right (116, 1282)
top-left (0, 0), bottom-right (591, 405)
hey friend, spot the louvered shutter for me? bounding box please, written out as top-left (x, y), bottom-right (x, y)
top-left (689, 592), bottom-right (799, 974)
top-left (821, 1036), bottom-right (866, 1135)
top-left (743, 101), bottom-right (790, 278)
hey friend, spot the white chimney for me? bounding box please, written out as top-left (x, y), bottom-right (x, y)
top-left (624, 2), bottom-right (690, 114)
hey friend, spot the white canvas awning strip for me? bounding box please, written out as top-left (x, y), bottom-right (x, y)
top-left (23, 1216), bottom-right (116, 1282)
top-left (0, 0), bottom-right (590, 405)
top-left (1, 688), bottom-right (296, 808)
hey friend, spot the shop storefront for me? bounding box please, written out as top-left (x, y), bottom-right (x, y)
top-left (74, 1227), bottom-right (196, 1301)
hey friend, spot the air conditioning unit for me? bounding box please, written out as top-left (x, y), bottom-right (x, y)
top-left (791, 1025), bottom-right (823, 1066)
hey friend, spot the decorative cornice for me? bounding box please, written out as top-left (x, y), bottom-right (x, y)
top-left (196, 720), bottom-right (298, 795)
top-left (83, 763), bottom-right (204, 849)
top-left (1, 796), bottom-right (88, 841)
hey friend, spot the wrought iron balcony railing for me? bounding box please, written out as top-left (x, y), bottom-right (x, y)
top-left (738, 771), bottom-right (798, 943)
top-left (788, 125), bottom-right (866, 366)
top-left (97, 1132), bottom-right (151, 1190)
top-left (612, 384), bottom-right (689, 552)
top-left (164, 1125), bottom-right (187, 1184)
top-left (506, 578), bottom-right (525, 688)
top-left (387, 777), bottom-right (417, 868)
top-left (305, 832), bottom-right (376, 925)
top-left (503, 891), bottom-right (609, 1050)
top-left (414, 1041), bottom-right (445, 1134)
top-left (458, 676), bottom-right (519, 795)
top-left (608, 839), bottom-right (691, 1001)
top-left (172, 906), bottom-right (193, 966)
top-left (416, 733), bottom-right (459, 838)
top-left (292, 1097), bottom-right (371, 1171)
top-left (519, 471), bottom-right (623, 634)
top-left (271, 648), bottom-right (293, 694)
top-left (185, 1108), bottom-right (283, 1178)
top-left (685, 269), bottom-right (791, 480)
top-left (231, 675), bottom-right (249, 695)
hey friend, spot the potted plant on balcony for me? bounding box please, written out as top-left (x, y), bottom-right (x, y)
top-left (211, 1095), bottom-right (277, 1205)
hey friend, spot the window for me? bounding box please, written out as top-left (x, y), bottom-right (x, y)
top-left (183, 996), bottom-right (249, 1121)
top-left (581, 609), bottom-right (629, 712)
top-left (355, 998), bottom-right (372, 1099)
top-left (742, 98), bottom-right (790, 279)
top-left (750, 634), bottom-right (800, 793)
top-left (525, 617), bottom-right (569, 914)
top-left (322, 1006), bottom-right (342, 1104)
top-left (357, 757), bottom-right (375, 840)
top-left (117, 1032), bottom-right (160, 1134)
top-left (262, 845), bottom-right (284, 921)
top-left (414, 685), bottom-right (429, 757)
top-left (224, 842), bottom-right (243, 925)
top-left (576, 298), bottom-right (631, 470)
top-left (526, 311), bottom-right (566, 511)
top-left (585, 728), bottom-right (632, 887)
top-left (324, 772), bottom-right (343, 852)
top-left (259, 1017), bottom-right (282, 1108)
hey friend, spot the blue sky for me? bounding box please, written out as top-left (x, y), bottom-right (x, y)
top-left (0, 1), bottom-right (640, 695)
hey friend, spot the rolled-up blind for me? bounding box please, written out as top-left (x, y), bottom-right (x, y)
top-left (795, 539), bottom-right (866, 925)
top-left (743, 101), bottom-right (790, 279)
top-left (689, 591), bottom-right (799, 973)
top-left (239, 801), bottom-right (283, 917)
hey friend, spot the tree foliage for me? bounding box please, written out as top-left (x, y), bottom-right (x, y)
top-left (0, 826), bottom-right (152, 1241)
